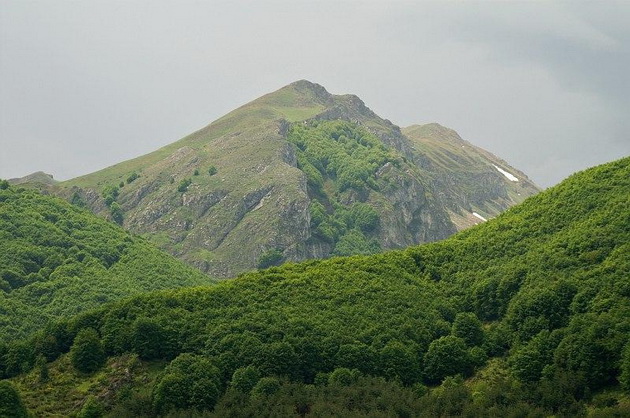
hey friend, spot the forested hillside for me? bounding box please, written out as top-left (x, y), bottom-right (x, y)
top-left (0, 182), bottom-right (211, 342)
top-left (3, 157), bottom-right (628, 416)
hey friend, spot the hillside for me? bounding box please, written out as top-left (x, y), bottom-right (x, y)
top-left (6, 157), bottom-right (628, 416)
top-left (28, 80), bottom-right (539, 278)
top-left (403, 123), bottom-right (539, 229)
top-left (0, 182), bottom-right (212, 342)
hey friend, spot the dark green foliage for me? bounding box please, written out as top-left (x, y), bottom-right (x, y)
top-left (251, 377), bottom-right (281, 398)
top-left (379, 340), bottom-right (421, 385)
top-left (101, 184), bottom-right (119, 207)
top-left (77, 395), bottom-right (104, 418)
top-left (328, 367), bottom-right (359, 386)
top-left (257, 249), bottom-right (283, 269)
top-left (70, 327), bottom-right (105, 373)
top-left (208, 166), bottom-right (217, 176)
top-left (288, 120), bottom-right (387, 256)
top-left (177, 178), bottom-right (192, 192)
top-left (0, 380), bottom-right (28, 418)
top-left (621, 343), bottom-right (630, 391)
top-left (452, 312), bottom-right (484, 346)
top-left (423, 336), bottom-right (472, 383)
top-left (332, 229), bottom-right (380, 256)
top-left (153, 353), bottom-right (222, 413)
top-left (0, 186), bottom-right (209, 342)
top-left (70, 191), bottom-right (87, 208)
top-left (230, 365), bottom-right (260, 393)
top-left (5, 157), bottom-right (630, 415)
top-left (288, 120), bottom-right (395, 193)
top-left (0, 179), bottom-right (9, 190)
top-left (126, 172), bottom-right (139, 184)
top-left (193, 169), bottom-right (200, 176)
top-left (110, 201), bottom-right (123, 225)
top-left (131, 317), bottom-right (168, 360)
top-left (350, 203), bottom-right (379, 233)
top-left (36, 354), bottom-right (49, 382)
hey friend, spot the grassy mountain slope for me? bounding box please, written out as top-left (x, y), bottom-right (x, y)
top-left (7, 156), bottom-right (628, 416)
top-left (404, 123), bottom-right (539, 229)
top-left (0, 184), bottom-right (212, 342)
top-left (27, 81), bottom-right (538, 278)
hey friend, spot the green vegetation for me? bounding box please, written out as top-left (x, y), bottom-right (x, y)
top-left (208, 165), bottom-right (217, 176)
top-left (0, 185), bottom-right (211, 342)
top-left (289, 120), bottom-right (397, 194)
top-left (4, 157), bottom-right (628, 415)
top-left (126, 172), bottom-right (139, 184)
top-left (70, 328), bottom-right (106, 374)
top-left (177, 178), bottom-right (192, 193)
top-left (257, 248), bottom-right (284, 269)
top-left (289, 120), bottom-right (387, 256)
top-left (0, 380), bottom-right (27, 417)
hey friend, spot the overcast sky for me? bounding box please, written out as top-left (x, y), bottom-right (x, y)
top-left (1, 1), bottom-right (629, 187)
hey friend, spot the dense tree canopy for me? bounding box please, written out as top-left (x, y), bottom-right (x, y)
top-left (3, 157), bottom-right (630, 416)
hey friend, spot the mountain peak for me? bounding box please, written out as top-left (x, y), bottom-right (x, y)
top-left (284, 79), bottom-right (333, 104)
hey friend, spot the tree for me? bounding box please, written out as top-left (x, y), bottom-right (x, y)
top-left (110, 202), bottom-right (123, 225)
top-left (153, 353), bottom-right (222, 413)
top-left (131, 317), bottom-right (166, 360)
top-left (379, 340), bottom-right (421, 385)
top-left (257, 249), bottom-right (284, 269)
top-left (452, 312), bottom-right (484, 346)
top-left (70, 328), bottom-right (106, 373)
top-left (126, 172), bottom-right (139, 184)
top-left (251, 377), bottom-right (281, 399)
top-left (328, 367), bottom-right (359, 386)
top-left (177, 178), bottom-right (192, 193)
top-left (0, 381), bottom-right (28, 418)
top-left (208, 166), bottom-right (218, 176)
top-left (231, 365), bottom-right (260, 393)
top-left (423, 336), bottom-right (472, 384)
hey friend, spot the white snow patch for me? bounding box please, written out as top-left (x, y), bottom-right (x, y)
top-left (493, 164), bottom-right (519, 182)
top-left (472, 212), bottom-right (488, 222)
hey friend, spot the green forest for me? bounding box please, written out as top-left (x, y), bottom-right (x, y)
top-left (288, 120), bottom-right (396, 256)
top-left (0, 184), bottom-right (211, 342)
top-left (1, 156), bottom-right (629, 416)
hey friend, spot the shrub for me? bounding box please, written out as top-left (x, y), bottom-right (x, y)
top-left (126, 172), bottom-right (139, 184)
top-left (257, 249), bottom-right (283, 269)
top-left (177, 178), bottom-right (192, 193)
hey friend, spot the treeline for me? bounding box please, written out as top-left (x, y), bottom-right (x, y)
top-left (3, 157), bottom-right (630, 416)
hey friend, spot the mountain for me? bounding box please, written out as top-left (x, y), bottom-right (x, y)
top-left (31, 80), bottom-right (539, 278)
top-left (9, 171), bottom-right (57, 186)
top-left (0, 183), bottom-right (211, 342)
top-left (403, 123), bottom-right (539, 229)
top-left (7, 157), bottom-right (629, 416)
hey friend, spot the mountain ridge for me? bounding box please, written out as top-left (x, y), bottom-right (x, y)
top-left (15, 80), bottom-right (540, 277)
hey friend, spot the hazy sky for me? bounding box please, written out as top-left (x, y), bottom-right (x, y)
top-left (1, 1), bottom-right (629, 187)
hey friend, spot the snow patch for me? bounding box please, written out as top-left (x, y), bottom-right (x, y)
top-left (472, 212), bottom-right (487, 222)
top-left (493, 164), bottom-right (519, 182)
